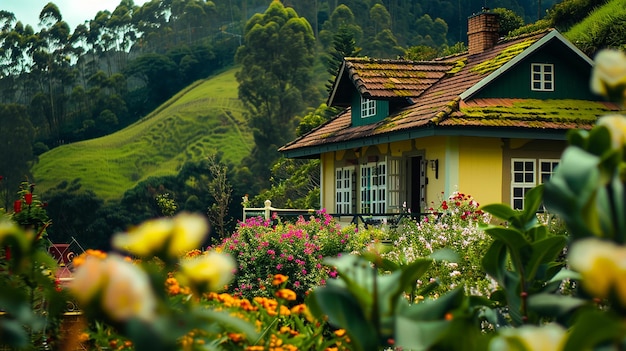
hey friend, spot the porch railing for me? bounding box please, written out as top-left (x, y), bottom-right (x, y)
top-left (243, 200), bottom-right (315, 221)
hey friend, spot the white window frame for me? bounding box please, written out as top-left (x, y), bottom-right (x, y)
top-left (539, 159), bottom-right (559, 184)
top-left (361, 97), bottom-right (376, 118)
top-left (531, 63), bottom-right (554, 92)
top-left (359, 158), bottom-right (387, 214)
top-left (335, 166), bottom-right (354, 214)
top-left (511, 159), bottom-right (536, 210)
top-left (511, 158), bottom-right (559, 209)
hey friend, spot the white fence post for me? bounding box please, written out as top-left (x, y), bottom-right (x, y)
top-left (264, 199), bottom-right (272, 220)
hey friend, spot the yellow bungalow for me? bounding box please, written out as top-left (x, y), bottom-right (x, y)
top-left (279, 12), bottom-right (621, 216)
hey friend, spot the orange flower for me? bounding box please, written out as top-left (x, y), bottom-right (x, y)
top-left (334, 329), bottom-right (347, 337)
top-left (272, 274), bottom-right (289, 286)
top-left (275, 289), bottom-right (297, 301)
top-left (228, 333), bottom-right (245, 343)
top-left (290, 304), bottom-right (307, 314)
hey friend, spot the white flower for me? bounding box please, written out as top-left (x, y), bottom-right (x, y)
top-left (101, 256), bottom-right (157, 322)
top-left (489, 324), bottom-right (567, 351)
top-left (591, 49), bottom-right (626, 101)
top-left (69, 255), bottom-right (157, 322)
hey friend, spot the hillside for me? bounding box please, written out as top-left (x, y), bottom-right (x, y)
top-left (31, 67), bottom-right (252, 201)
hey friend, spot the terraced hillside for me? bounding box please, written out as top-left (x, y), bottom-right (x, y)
top-left (32, 67), bottom-right (252, 201)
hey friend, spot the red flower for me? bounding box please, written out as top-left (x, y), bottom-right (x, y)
top-left (13, 200), bottom-right (21, 213)
top-left (441, 201), bottom-right (448, 210)
top-left (25, 193), bottom-right (33, 205)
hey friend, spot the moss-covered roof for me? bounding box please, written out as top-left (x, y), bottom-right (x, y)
top-left (280, 29), bottom-right (619, 157)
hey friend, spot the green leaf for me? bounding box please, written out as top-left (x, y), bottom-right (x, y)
top-left (587, 125), bottom-right (613, 157)
top-left (400, 287), bottom-right (465, 321)
top-left (565, 309), bottom-right (626, 351)
top-left (309, 285), bottom-right (380, 351)
top-left (526, 294), bottom-right (587, 319)
top-left (395, 318), bottom-right (451, 350)
top-left (521, 185), bottom-right (544, 225)
top-left (525, 236), bottom-right (567, 282)
top-left (483, 226), bottom-right (529, 251)
top-left (429, 248), bottom-right (459, 262)
top-left (482, 241), bottom-right (507, 286)
top-left (480, 204), bottom-right (518, 221)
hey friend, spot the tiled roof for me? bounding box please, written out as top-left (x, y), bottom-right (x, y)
top-left (343, 58), bottom-right (456, 99)
top-left (280, 29), bottom-right (621, 155)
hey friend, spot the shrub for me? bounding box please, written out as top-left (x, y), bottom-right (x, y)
top-left (217, 210), bottom-right (361, 300)
top-left (381, 191), bottom-right (494, 298)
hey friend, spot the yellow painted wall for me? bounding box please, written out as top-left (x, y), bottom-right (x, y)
top-left (321, 153), bottom-right (335, 211)
top-left (415, 136), bottom-right (449, 206)
top-left (458, 137), bottom-right (503, 206)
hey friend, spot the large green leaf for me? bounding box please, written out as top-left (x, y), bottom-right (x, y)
top-left (521, 185), bottom-right (543, 227)
top-left (308, 284), bottom-right (380, 351)
top-left (480, 203), bottom-right (518, 222)
top-left (565, 309), bottom-right (626, 351)
top-left (482, 240), bottom-right (507, 286)
top-left (527, 294), bottom-right (587, 319)
top-left (525, 236), bottom-right (567, 282)
top-left (483, 226), bottom-right (529, 252)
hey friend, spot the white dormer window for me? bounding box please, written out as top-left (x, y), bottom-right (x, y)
top-left (531, 63), bottom-right (554, 91)
top-left (361, 97), bottom-right (376, 118)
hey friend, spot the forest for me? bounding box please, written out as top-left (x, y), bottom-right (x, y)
top-left (0, 0), bottom-right (623, 248)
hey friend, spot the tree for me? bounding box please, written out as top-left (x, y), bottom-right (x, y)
top-left (323, 23), bottom-right (361, 92)
top-left (493, 8), bottom-right (525, 36)
top-left (206, 154), bottom-right (232, 240)
top-left (235, 1), bottom-right (317, 188)
top-left (0, 104), bottom-right (35, 210)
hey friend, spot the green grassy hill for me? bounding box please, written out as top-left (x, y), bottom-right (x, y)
top-left (32, 67), bottom-right (252, 201)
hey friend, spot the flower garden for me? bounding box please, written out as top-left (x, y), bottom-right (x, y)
top-left (2, 48), bottom-right (626, 351)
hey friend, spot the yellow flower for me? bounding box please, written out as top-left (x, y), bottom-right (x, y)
top-left (597, 114), bottom-right (626, 149)
top-left (178, 251), bottom-right (235, 294)
top-left (568, 237), bottom-right (626, 305)
top-left (112, 212), bottom-right (208, 259)
top-left (591, 49), bottom-right (626, 102)
top-left (112, 217), bottom-right (174, 257)
top-left (168, 213), bottom-right (209, 257)
top-left (489, 324), bottom-right (567, 351)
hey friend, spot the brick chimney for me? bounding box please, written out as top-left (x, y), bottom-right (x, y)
top-left (467, 10), bottom-right (499, 56)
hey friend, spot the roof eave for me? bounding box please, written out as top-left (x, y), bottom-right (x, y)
top-left (280, 125), bottom-right (569, 158)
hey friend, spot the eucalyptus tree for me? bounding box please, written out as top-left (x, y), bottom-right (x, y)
top-left (108, 0), bottom-right (139, 69)
top-left (0, 104), bottom-right (35, 209)
top-left (32, 3), bottom-right (74, 141)
top-left (235, 1), bottom-right (317, 187)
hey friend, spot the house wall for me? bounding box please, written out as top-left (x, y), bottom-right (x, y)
top-left (458, 137), bottom-right (504, 207)
top-left (501, 138), bottom-right (567, 206)
top-left (321, 152), bottom-right (335, 211)
top-left (320, 136), bottom-right (564, 214)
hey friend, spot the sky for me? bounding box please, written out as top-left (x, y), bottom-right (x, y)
top-left (1, 0), bottom-right (151, 30)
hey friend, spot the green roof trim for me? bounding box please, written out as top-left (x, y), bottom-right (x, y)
top-left (280, 125), bottom-right (570, 159)
top-left (471, 39), bottom-right (536, 75)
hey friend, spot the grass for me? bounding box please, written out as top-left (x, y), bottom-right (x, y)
top-left (565, 0), bottom-right (626, 49)
top-left (32, 67), bottom-right (253, 201)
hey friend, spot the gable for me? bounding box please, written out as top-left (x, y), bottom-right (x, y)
top-left (350, 94), bottom-right (389, 126)
top-left (471, 39), bottom-right (596, 100)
